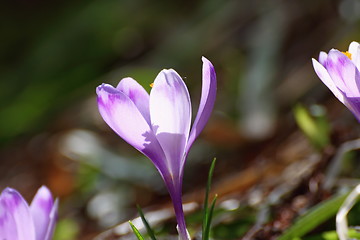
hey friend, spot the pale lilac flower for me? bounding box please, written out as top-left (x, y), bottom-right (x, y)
top-left (96, 57), bottom-right (217, 240)
top-left (0, 186), bottom-right (58, 240)
top-left (312, 41), bottom-right (360, 120)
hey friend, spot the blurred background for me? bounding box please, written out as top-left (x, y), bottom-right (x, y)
top-left (1, 0), bottom-right (360, 239)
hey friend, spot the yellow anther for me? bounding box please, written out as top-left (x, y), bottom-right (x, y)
top-left (342, 51), bottom-right (352, 59)
top-left (150, 83), bottom-right (154, 88)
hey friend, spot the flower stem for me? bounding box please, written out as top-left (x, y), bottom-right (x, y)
top-left (167, 180), bottom-right (190, 240)
top-left (173, 197), bottom-right (189, 240)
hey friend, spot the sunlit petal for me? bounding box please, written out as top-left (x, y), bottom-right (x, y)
top-left (0, 188), bottom-right (36, 240)
top-left (186, 57), bottom-right (217, 156)
top-left (30, 186), bottom-right (55, 240)
top-left (97, 84), bottom-right (152, 151)
top-left (150, 69), bottom-right (191, 176)
top-left (349, 41), bottom-right (360, 70)
top-left (319, 51), bottom-right (328, 66)
top-left (116, 77), bottom-right (151, 124)
top-left (0, 198), bottom-right (18, 240)
top-left (97, 83), bottom-right (168, 174)
top-left (312, 58), bottom-right (345, 103)
top-left (326, 49), bottom-right (360, 97)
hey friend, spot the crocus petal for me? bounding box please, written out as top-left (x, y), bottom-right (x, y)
top-left (116, 77), bottom-right (151, 124)
top-left (150, 69), bottom-right (192, 176)
top-left (348, 41), bottom-right (359, 56)
top-left (312, 58), bottom-right (345, 103)
top-left (97, 84), bottom-right (168, 175)
top-left (97, 83), bottom-right (154, 151)
top-left (0, 188), bottom-right (36, 240)
top-left (319, 51), bottom-right (328, 66)
top-left (326, 49), bottom-right (360, 97)
top-left (0, 198), bottom-right (17, 240)
top-left (30, 186), bottom-right (54, 240)
top-left (43, 199), bottom-right (58, 240)
top-left (186, 57), bottom-right (217, 156)
top-left (349, 41), bottom-right (360, 70)
top-left (344, 96), bottom-right (360, 121)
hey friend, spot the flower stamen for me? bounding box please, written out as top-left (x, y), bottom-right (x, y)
top-left (342, 51), bottom-right (352, 59)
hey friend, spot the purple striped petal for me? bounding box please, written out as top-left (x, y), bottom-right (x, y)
top-left (0, 188), bottom-right (36, 240)
top-left (312, 58), bottom-right (345, 103)
top-left (149, 69), bottom-right (192, 177)
top-left (43, 199), bottom-right (58, 240)
top-left (186, 57), bottom-right (217, 157)
top-left (343, 96), bottom-right (360, 121)
top-left (319, 51), bottom-right (328, 66)
top-left (325, 49), bottom-right (360, 97)
top-left (97, 83), bottom-right (153, 151)
top-left (30, 186), bottom-right (55, 240)
top-left (97, 84), bottom-right (168, 176)
top-left (0, 197), bottom-right (17, 240)
top-left (116, 77), bottom-right (151, 124)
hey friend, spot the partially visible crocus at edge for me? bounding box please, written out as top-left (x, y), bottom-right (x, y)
top-left (0, 186), bottom-right (58, 240)
top-left (312, 41), bottom-right (360, 121)
top-left (96, 57), bottom-right (217, 240)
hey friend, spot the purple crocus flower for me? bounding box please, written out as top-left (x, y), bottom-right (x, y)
top-left (0, 186), bottom-right (58, 240)
top-left (312, 41), bottom-right (360, 121)
top-left (96, 57), bottom-right (217, 240)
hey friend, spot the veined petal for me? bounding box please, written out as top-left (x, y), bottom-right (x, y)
top-left (0, 197), bottom-right (17, 240)
top-left (319, 51), bottom-right (328, 66)
top-left (30, 186), bottom-right (54, 240)
top-left (186, 57), bottom-right (217, 155)
top-left (326, 49), bottom-right (360, 97)
top-left (312, 58), bottom-right (345, 103)
top-left (344, 96), bottom-right (360, 122)
top-left (43, 199), bottom-right (58, 240)
top-left (150, 69), bottom-right (192, 176)
top-left (349, 41), bottom-right (360, 70)
top-left (0, 188), bottom-right (36, 240)
top-left (97, 84), bottom-right (168, 175)
top-left (97, 83), bottom-right (153, 151)
top-left (116, 77), bottom-right (151, 124)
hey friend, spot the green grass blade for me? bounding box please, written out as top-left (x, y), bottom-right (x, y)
top-left (137, 205), bottom-right (157, 240)
top-left (203, 194), bottom-right (218, 240)
top-left (278, 192), bottom-right (350, 240)
top-left (129, 221), bottom-right (145, 240)
top-left (202, 158), bottom-right (217, 240)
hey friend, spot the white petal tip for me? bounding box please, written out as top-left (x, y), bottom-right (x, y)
top-left (312, 58), bottom-right (320, 66)
top-left (36, 186), bottom-right (52, 199)
top-left (201, 56), bottom-right (212, 64)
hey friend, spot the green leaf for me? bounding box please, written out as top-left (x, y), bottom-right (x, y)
top-left (202, 158), bottom-right (217, 240)
top-left (53, 218), bottom-right (79, 240)
top-left (278, 192), bottom-right (350, 240)
top-left (203, 194), bottom-right (218, 240)
top-left (137, 205), bottom-right (157, 240)
top-left (300, 228), bottom-right (360, 240)
top-left (293, 104), bottom-right (330, 150)
top-left (129, 221), bottom-right (145, 240)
